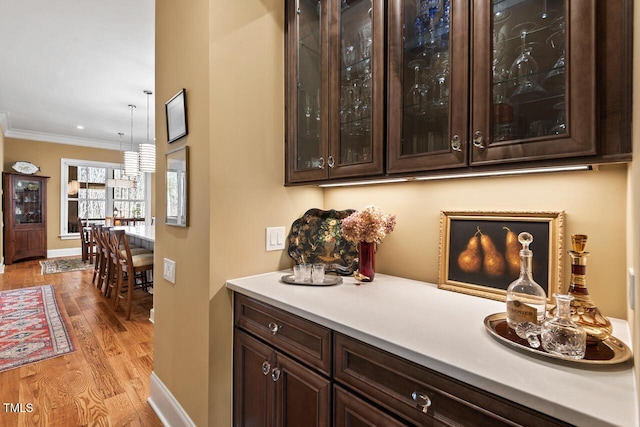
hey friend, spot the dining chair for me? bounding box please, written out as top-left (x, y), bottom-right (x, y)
top-left (105, 229), bottom-right (151, 299)
top-left (78, 218), bottom-right (91, 263)
top-left (110, 229), bottom-right (153, 319)
top-left (91, 224), bottom-right (104, 286)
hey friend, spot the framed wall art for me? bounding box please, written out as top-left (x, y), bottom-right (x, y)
top-left (438, 211), bottom-right (565, 302)
top-left (166, 146), bottom-right (188, 227)
top-left (166, 88), bottom-right (188, 143)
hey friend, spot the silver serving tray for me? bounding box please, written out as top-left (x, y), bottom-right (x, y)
top-left (281, 274), bottom-right (343, 287)
top-left (484, 313), bottom-right (633, 367)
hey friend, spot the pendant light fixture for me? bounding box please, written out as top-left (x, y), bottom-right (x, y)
top-left (139, 89), bottom-right (156, 173)
top-left (108, 132), bottom-right (135, 188)
top-left (123, 104), bottom-right (140, 177)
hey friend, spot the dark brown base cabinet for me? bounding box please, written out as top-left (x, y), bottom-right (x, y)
top-left (3, 173), bottom-right (49, 265)
top-left (233, 294), bottom-right (572, 427)
top-left (233, 294), bottom-right (332, 427)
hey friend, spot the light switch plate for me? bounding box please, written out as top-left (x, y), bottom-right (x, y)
top-left (266, 226), bottom-right (286, 251)
top-left (164, 258), bottom-right (176, 283)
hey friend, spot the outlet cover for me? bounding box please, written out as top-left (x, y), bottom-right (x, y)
top-left (266, 227), bottom-right (286, 251)
top-left (163, 258), bottom-right (176, 283)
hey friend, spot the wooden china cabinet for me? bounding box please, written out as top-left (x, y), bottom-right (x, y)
top-left (285, 0), bottom-right (632, 184)
top-left (3, 172), bottom-right (49, 265)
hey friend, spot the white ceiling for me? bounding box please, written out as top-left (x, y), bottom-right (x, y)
top-left (0, 0), bottom-right (155, 151)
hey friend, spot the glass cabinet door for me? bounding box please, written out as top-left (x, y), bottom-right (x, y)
top-left (387, 0), bottom-right (468, 173)
top-left (13, 177), bottom-right (43, 224)
top-left (329, 0), bottom-right (384, 178)
top-left (470, 0), bottom-right (596, 165)
top-left (286, 0), bottom-right (329, 183)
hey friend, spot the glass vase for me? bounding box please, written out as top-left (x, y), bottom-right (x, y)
top-left (357, 241), bottom-right (376, 282)
top-left (541, 293), bottom-right (586, 359)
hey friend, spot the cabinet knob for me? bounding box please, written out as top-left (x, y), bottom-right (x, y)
top-left (261, 361), bottom-right (271, 376)
top-left (318, 157), bottom-right (325, 169)
top-left (450, 135), bottom-right (462, 152)
top-left (472, 131), bottom-right (485, 149)
top-left (271, 367), bottom-right (281, 382)
top-left (268, 322), bottom-right (283, 335)
top-left (327, 156), bottom-right (335, 168)
top-left (411, 391), bottom-right (432, 414)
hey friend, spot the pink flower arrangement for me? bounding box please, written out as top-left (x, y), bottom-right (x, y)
top-left (341, 205), bottom-right (396, 244)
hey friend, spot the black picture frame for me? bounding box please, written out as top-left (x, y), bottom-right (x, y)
top-left (165, 88), bottom-right (188, 143)
top-left (438, 211), bottom-right (565, 302)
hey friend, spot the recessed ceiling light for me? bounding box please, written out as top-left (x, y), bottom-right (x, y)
top-left (76, 125), bottom-right (84, 130)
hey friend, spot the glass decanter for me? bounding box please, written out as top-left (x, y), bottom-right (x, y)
top-left (541, 293), bottom-right (586, 359)
top-left (565, 234), bottom-right (613, 344)
top-left (506, 232), bottom-right (547, 330)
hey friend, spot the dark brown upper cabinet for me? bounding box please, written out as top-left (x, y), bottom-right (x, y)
top-left (286, 0), bottom-right (632, 184)
top-left (286, 0), bottom-right (385, 184)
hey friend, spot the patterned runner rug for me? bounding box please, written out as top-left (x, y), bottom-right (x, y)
top-left (40, 257), bottom-right (93, 274)
top-left (0, 284), bottom-right (75, 373)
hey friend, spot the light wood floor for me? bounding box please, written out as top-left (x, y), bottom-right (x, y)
top-left (0, 258), bottom-right (162, 427)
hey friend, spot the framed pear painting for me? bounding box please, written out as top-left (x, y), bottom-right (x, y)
top-left (438, 211), bottom-right (565, 302)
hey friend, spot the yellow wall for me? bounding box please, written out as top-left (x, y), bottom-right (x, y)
top-left (3, 138), bottom-right (121, 251)
top-left (324, 165), bottom-right (628, 319)
top-left (155, 0), bottom-right (322, 425)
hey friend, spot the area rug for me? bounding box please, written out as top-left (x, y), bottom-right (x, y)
top-left (0, 284), bottom-right (75, 373)
top-left (40, 257), bottom-right (93, 274)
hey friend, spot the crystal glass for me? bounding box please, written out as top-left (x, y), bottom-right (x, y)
top-left (506, 232), bottom-right (547, 329)
top-left (405, 59), bottom-right (428, 115)
top-left (312, 263), bottom-right (325, 283)
top-left (542, 294), bottom-right (587, 359)
top-left (509, 23), bottom-right (547, 102)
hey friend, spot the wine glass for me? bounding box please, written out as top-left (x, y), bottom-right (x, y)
top-left (405, 59), bottom-right (428, 115)
top-left (431, 51), bottom-right (449, 109)
top-left (537, 0), bottom-right (558, 22)
top-left (509, 22), bottom-right (547, 102)
top-left (493, 0), bottom-right (511, 25)
top-left (543, 16), bottom-right (566, 94)
top-left (303, 91), bottom-right (313, 135)
top-left (549, 102), bottom-right (566, 135)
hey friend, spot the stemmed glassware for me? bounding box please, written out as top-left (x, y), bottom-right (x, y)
top-left (509, 22), bottom-right (547, 102)
top-left (303, 91), bottom-right (313, 135)
top-left (543, 16), bottom-right (566, 94)
top-left (405, 59), bottom-right (428, 115)
top-left (431, 51), bottom-right (449, 109)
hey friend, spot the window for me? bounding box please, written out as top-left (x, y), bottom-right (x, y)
top-left (60, 158), bottom-right (150, 239)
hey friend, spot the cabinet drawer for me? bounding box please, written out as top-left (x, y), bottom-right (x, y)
top-left (234, 294), bottom-right (332, 375)
top-left (334, 384), bottom-right (413, 427)
top-left (334, 333), bottom-right (571, 427)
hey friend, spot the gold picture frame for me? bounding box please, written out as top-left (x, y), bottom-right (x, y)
top-left (438, 211), bottom-right (565, 302)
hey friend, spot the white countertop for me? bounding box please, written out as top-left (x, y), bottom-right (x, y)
top-left (226, 271), bottom-right (638, 427)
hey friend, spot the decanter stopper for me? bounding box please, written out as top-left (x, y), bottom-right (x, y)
top-left (566, 234), bottom-right (612, 344)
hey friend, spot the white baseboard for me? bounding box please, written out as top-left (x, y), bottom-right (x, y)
top-left (149, 307), bottom-right (155, 323)
top-left (47, 247), bottom-right (82, 258)
top-left (148, 371), bottom-right (196, 427)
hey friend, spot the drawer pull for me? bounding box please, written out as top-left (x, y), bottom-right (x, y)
top-left (271, 367), bottom-right (281, 382)
top-left (411, 391), bottom-right (432, 414)
top-left (261, 361), bottom-right (270, 376)
top-left (268, 322), bottom-right (283, 335)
